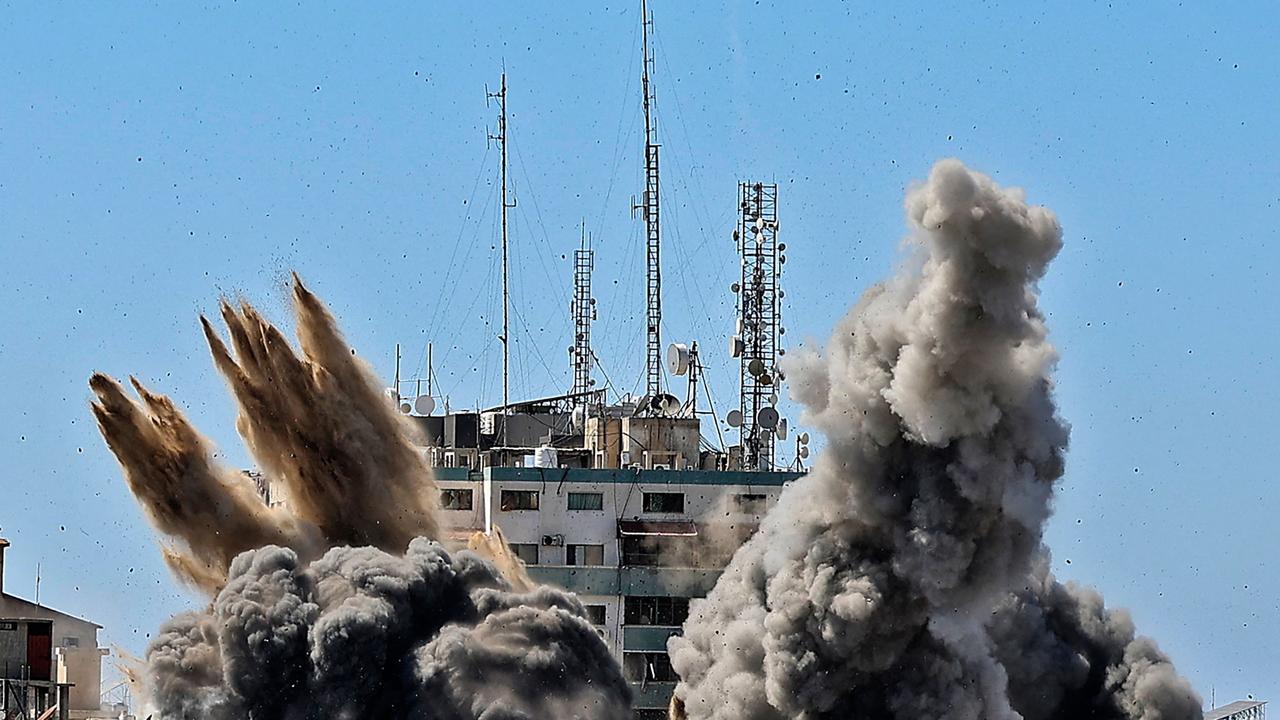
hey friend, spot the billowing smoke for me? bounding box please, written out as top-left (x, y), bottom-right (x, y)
top-left (92, 277), bottom-right (630, 719)
top-left (668, 160), bottom-right (1201, 720)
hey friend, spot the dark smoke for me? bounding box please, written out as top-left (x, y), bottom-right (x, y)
top-left (92, 277), bottom-right (629, 719)
top-left (668, 159), bottom-right (1200, 720)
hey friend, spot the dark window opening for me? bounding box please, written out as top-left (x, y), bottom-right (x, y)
top-left (624, 596), bottom-right (689, 626)
top-left (642, 492), bottom-right (684, 513)
top-left (500, 489), bottom-right (539, 511)
top-left (440, 488), bottom-right (474, 511)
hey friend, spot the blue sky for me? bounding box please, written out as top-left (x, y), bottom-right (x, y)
top-left (1, 0), bottom-right (1276, 707)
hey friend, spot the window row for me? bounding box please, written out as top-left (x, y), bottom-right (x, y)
top-left (444, 488), bottom-right (768, 515)
top-left (507, 543), bottom-right (605, 567)
top-left (623, 596), bottom-right (689, 626)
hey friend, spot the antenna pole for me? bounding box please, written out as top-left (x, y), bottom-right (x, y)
top-left (489, 73), bottom-right (515, 444)
top-left (394, 343), bottom-right (401, 403)
top-left (427, 341), bottom-right (434, 397)
top-left (571, 221), bottom-right (595, 400)
top-left (736, 181), bottom-right (781, 470)
top-left (636, 0), bottom-right (663, 402)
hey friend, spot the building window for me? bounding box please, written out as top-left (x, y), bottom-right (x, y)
top-left (633, 711), bottom-right (668, 720)
top-left (642, 492), bottom-right (684, 513)
top-left (509, 543), bottom-right (539, 565)
top-left (623, 596), bottom-right (689, 626)
top-left (567, 491), bottom-right (604, 511)
top-left (566, 544), bottom-right (604, 566)
top-left (583, 605), bottom-right (606, 625)
top-left (733, 493), bottom-right (769, 513)
top-left (623, 652), bottom-right (678, 682)
top-left (440, 488), bottom-right (474, 511)
top-left (61, 637), bottom-right (80, 648)
top-left (500, 490), bottom-right (540, 511)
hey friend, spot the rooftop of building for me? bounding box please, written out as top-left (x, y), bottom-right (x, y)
top-left (1208, 701), bottom-right (1267, 720)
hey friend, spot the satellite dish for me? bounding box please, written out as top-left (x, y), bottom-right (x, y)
top-left (770, 392), bottom-right (779, 405)
top-left (798, 432), bottom-right (810, 444)
top-left (778, 242), bottom-right (787, 252)
top-left (726, 409), bottom-right (743, 428)
top-left (777, 418), bottom-right (788, 441)
top-left (652, 393), bottom-right (681, 417)
top-left (757, 407), bottom-right (780, 430)
top-left (731, 282), bottom-right (741, 293)
top-left (799, 446), bottom-right (810, 459)
top-left (414, 395), bottom-right (436, 416)
top-left (729, 335), bottom-right (744, 358)
top-left (747, 359), bottom-right (765, 377)
top-left (759, 373), bottom-right (774, 386)
top-left (571, 405), bottom-right (586, 431)
top-left (667, 343), bottom-right (691, 376)
top-left (398, 402), bottom-right (412, 414)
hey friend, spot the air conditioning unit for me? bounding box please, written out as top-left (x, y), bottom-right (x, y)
top-left (541, 534), bottom-right (564, 547)
top-left (652, 463), bottom-right (671, 470)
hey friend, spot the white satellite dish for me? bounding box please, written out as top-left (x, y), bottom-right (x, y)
top-left (729, 335), bottom-right (744, 358)
top-left (398, 401), bottom-right (412, 414)
top-left (799, 446), bottom-right (810, 459)
top-left (747, 359), bottom-right (765, 377)
top-left (777, 418), bottom-right (788, 441)
top-left (667, 343), bottom-right (691, 376)
top-left (414, 395), bottom-right (436, 416)
top-left (726, 409), bottom-right (743, 428)
top-left (798, 432), bottom-right (810, 444)
top-left (757, 407), bottom-right (780, 430)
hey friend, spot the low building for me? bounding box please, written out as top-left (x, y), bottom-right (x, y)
top-left (0, 538), bottom-right (107, 720)
top-left (1210, 701), bottom-right (1267, 720)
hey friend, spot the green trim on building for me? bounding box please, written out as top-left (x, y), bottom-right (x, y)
top-left (622, 626), bottom-right (681, 652)
top-left (525, 566), bottom-right (722, 597)
top-left (484, 467), bottom-right (802, 486)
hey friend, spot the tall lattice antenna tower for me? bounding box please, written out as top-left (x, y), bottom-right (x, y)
top-left (571, 223), bottom-right (595, 397)
top-left (635, 0), bottom-right (663, 402)
top-left (734, 182), bottom-right (782, 470)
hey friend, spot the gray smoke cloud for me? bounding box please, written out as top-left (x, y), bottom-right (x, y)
top-left (668, 159), bottom-right (1200, 720)
top-left (92, 277), bottom-right (630, 719)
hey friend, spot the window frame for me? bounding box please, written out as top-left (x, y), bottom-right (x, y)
top-left (440, 488), bottom-right (474, 511)
top-left (499, 489), bottom-right (540, 511)
top-left (567, 491), bottom-right (604, 511)
top-left (641, 491), bottom-right (685, 513)
top-left (566, 543), bottom-right (605, 566)
top-left (508, 543), bottom-right (539, 565)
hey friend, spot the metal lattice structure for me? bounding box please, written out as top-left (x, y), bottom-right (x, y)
top-left (639, 0), bottom-right (663, 401)
top-left (571, 228), bottom-right (595, 397)
top-left (737, 182), bottom-right (780, 470)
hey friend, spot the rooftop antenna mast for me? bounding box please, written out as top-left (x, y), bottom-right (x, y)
top-left (633, 0), bottom-right (663, 403)
top-left (571, 221), bottom-right (596, 399)
top-left (488, 72), bottom-right (515, 444)
top-left (733, 182), bottom-right (783, 470)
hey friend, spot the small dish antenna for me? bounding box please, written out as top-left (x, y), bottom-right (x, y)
top-left (757, 407), bottom-right (780, 430)
top-left (798, 432), bottom-right (810, 444)
top-left (799, 446), bottom-right (810, 459)
top-left (777, 418), bottom-right (788, 441)
top-left (414, 395), bottom-right (436, 416)
top-left (726, 409), bottom-right (743, 428)
top-left (651, 393), bottom-right (681, 417)
top-left (747, 358), bottom-right (765, 377)
top-left (729, 335), bottom-right (744, 358)
top-left (398, 401), bottom-right (412, 414)
top-left (667, 343), bottom-right (691, 376)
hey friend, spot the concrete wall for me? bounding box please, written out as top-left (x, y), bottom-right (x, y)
top-left (0, 596), bottom-right (103, 714)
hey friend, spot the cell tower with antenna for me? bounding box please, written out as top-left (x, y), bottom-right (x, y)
top-left (570, 223), bottom-right (595, 398)
top-left (633, 0), bottom-right (664, 405)
top-left (732, 181), bottom-right (784, 470)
